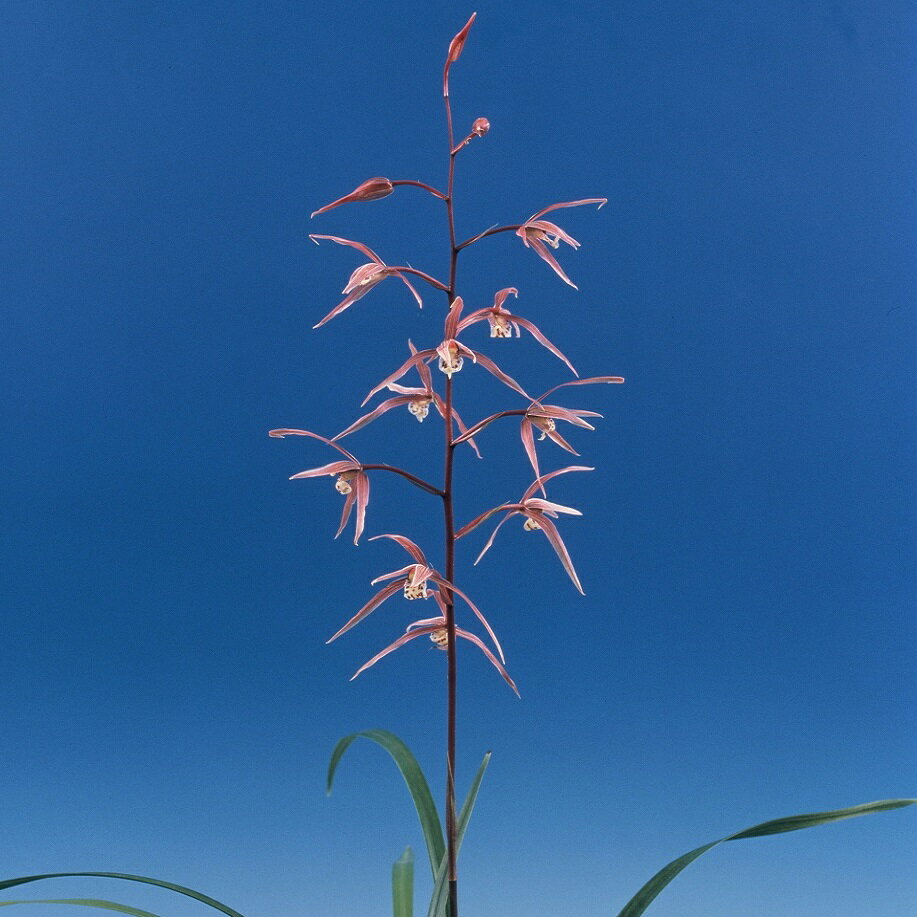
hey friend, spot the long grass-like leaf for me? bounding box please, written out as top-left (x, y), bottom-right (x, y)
top-left (0, 875), bottom-right (245, 917)
top-left (616, 798), bottom-right (917, 917)
top-left (0, 899), bottom-right (162, 917)
top-left (427, 752), bottom-right (492, 917)
top-left (328, 730), bottom-right (445, 879)
top-left (392, 847), bottom-right (414, 917)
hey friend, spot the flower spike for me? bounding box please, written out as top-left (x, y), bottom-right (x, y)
top-left (516, 198), bottom-right (607, 289)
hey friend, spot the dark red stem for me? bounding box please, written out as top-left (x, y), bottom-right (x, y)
top-left (456, 224), bottom-right (522, 251)
top-left (443, 85), bottom-right (460, 917)
top-left (391, 266), bottom-right (450, 291)
top-left (390, 179), bottom-right (448, 200)
top-left (360, 464), bottom-right (444, 497)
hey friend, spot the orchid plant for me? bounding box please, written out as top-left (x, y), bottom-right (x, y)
top-left (4, 13), bottom-right (911, 917)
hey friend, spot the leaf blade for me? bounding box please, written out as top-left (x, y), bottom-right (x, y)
top-left (328, 730), bottom-right (445, 880)
top-left (616, 798), bottom-right (917, 917)
top-left (392, 847), bottom-right (414, 917)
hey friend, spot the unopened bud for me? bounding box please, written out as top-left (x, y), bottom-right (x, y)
top-left (472, 117), bottom-right (490, 137)
top-left (311, 177), bottom-right (394, 218)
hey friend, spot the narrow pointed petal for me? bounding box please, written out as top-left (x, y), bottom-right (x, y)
top-left (351, 626), bottom-right (438, 681)
top-left (537, 376), bottom-right (625, 402)
top-left (455, 627), bottom-right (520, 697)
top-left (407, 615), bottom-right (447, 631)
top-left (311, 177), bottom-right (394, 218)
top-left (545, 427), bottom-right (580, 455)
top-left (520, 418), bottom-right (541, 482)
top-left (493, 287), bottom-right (518, 310)
top-left (370, 564), bottom-right (417, 586)
top-left (526, 236), bottom-right (578, 289)
top-left (327, 579), bottom-right (406, 643)
top-left (443, 12), bottom-right (476, 96)
top-left (455, 502), bottom-right (518, 539)
top-left (290, 460), bottom-right (358, 480)
top-left (507, 314), bottom-right (577, 375)
top-left (450, 405), bottom-right (482, 458)
top-left (452, 410), bottom-right (519, 444)
top-left (533, 513), bottom-right (585, 594)
top-left (395, 271), bottom-right (423, 309)
top-left (309, 233), bottom-right (384, 264)
top-left (526, 498), bottom-right (583, 516)
top-left (353, 473), bottom-right (370, 544)
top-left (456, 307), bottom-right (493, 334)
top-left (474, 512), bottom-right (516, 564)
top-left (333, 397), bottom-right (415, 440)
top-left (522, 465), bottom-right (594, 502)
top-left (444, 296), bottom-right (464, 340)
top-left (534, 404), bottom-right (600, 428)
top-left (470, 350), bottom-right (531, 399)
top-left (268, 428), bottom-right (360, 462)
top-left (525, 198), bottom-right (607, 224)
top-left (409, 339), bottom-right (434, 392)
top-left (370, 533), bottom-right (429, 566)
top-left (432, 575), bottom-right (505, 663)
top-left (335, 487), bottom-right (356, 539)
top-left (364, 350), bottom-right (436, 406)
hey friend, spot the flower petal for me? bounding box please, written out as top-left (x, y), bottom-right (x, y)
top-left (352, 472), bottom-right (370, 544)
top-left (364, 350), bottom-right (437, 406)
top-left (309, 233), bottom-right (384, 264)
top-left (522, 465), bottom-right (594, 502)
top-left (505, 313), bottom-right (577, 375)
top-left (520, 418), bottom-right (541, 482)
top-left (432, 575), bottom-right (506, 663)
top-left (289, 460), bottom-right (359, 480)
top-left (537, 375), bottom-right (625, 402)
top-left (524, 198), bottom-right (607, 225)
top-left (531, 513), bottom-right (585, 595)
top-left (370, 533), bottom-right (429, 566)
top-left (327, 579), bottom-right (406, 643)
top-left (333, 396), bottom-right (415, 440)
top-left (524, 235), bottom-right (579, 289)
top-left (455, 627), bottom-right (519, 697)
top-left (268, 428), bottom-right (359, 462)
top-left (455, 503), bottom-right (519, 539)
top-left (469, 350), bottom-right (531, 399)
top-left (350, 625), bottom-right (439, 681)
top-left (474, 511), bottom-right (516, 565)
top-left (444, 296), bottom-right (464, 340)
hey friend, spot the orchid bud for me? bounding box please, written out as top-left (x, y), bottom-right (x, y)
top-left (472, 117), bottom-right (490, 137)
top-left (311, 177), bottom-right (394, 218)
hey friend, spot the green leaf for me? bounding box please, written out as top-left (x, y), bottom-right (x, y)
top-left (392, 847), bottom-right (414, 917)
top-left (0, 875), bottom-right (245, 917)
top-left (0, 899), bottom-right (162, 917)
top-left (427, 751), bottom-right (492, 917)
top-left (328, 730), bottom-right (445, 879)
top-left (616, 797), bottom-right (917, 917)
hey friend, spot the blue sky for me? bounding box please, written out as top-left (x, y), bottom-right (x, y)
top-left (1, 2), bottom-right (914, 916)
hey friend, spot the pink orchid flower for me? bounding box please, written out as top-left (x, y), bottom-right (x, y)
top-left (456, 466), bottom-right (594, 594)
top-left (322, 533), bottom-right (516, 693)
top-left (516, 199), bottom-right (607, 289)
top-left (310, 177), bottom-right (394, 218)
top-left (268, 428), bottom-right (371, 545)
top-left (454, 376), bottom-right (624, 484)
top-left (325, 533), bottom-right (505, 661)
top-left (309, 234), bottom-right (424, 328)
top-left (333, 341), bottom-right (482, 457)
top-left (361, 297), bottom-right (531, 405)
top-left (457, 287), bottom-right (578, 375)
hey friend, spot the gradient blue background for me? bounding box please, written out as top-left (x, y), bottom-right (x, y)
top-left (2, 2), bottom-right (914, 915)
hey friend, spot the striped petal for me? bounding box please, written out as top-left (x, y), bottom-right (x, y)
top-left (327, 579), bottom-right (406, 643)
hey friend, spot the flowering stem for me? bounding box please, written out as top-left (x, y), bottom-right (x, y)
top-left (442, 86), bottom-right (460, 917)
top-left (390, 179), bottom-right (448, 201)
top-left (359, 464), bottom-right (444, 498)
top-left (389, 266), bottom-right (450, 292)
top-left (456, 224), bottom-right (522, 252)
